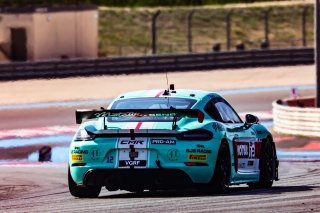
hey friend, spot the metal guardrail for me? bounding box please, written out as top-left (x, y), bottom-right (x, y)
top-left (0, 48), bottom-right (314, 81)
top-left (273, 100), bottom-right (320, 137)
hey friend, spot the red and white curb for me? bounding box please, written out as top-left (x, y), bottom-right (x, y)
top-left (0, 161), bottom-right (66, 167)
top-left (0, 125), bottom-right (77, 140)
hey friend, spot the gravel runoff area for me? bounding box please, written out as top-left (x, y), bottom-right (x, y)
top-left (0, 65), bottom-right (316, 105)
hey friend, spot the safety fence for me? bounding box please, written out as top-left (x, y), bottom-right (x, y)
top-left (0, 47), bottom-right (314, 81)
top-left (273, 98), bottom-right (320, 137)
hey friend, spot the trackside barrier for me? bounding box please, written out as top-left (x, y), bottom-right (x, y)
top-left (273, 99), bottom-right (320, 137)
top-left (0, 47), bottom-right (314, 81)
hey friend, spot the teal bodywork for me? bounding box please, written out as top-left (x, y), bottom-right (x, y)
top-left (69, 89), bottom-right (274, 188)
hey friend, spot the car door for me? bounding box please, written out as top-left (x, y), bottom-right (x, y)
top-left (208, 97), bottom-right (261, 174)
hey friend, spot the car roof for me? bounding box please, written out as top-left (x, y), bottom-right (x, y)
top-left (114, 89), bottom-right (220, 101)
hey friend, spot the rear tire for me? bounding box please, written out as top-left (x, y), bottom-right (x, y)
top-left (209, 140), bottom-right (231, 193)
top-left (249, 137), bottom-right (275, 189)
top-left (68, 167), bottom-right (101, 198)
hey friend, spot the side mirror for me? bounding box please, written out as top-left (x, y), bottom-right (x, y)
top-left (245, 114), bottom-right (259, 124)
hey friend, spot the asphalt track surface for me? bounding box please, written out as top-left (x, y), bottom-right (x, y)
top-left (0, 162), bottom-right (319, 212)
top-left (0, 87), bottom-right (319, 212)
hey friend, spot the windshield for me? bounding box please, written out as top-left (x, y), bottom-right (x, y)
top-left (108, 97), bottom-right (197, 122)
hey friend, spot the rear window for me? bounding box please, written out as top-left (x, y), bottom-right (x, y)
top-left (108, 97), bottom-right (197, 122)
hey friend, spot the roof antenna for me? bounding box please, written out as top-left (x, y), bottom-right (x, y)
top-left (163, 71), bottom-right (170, 95)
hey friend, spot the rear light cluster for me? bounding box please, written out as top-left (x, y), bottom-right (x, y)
top-left (177, 129), bottom-right (213, 141)
top-left (74, 129), bottom-right (96, 141)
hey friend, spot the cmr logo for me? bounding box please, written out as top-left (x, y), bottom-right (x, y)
top-left (120, 140), bottom-right (144, 145)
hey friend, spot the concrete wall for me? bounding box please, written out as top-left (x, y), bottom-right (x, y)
top-left (33, 10), bottom-right (98, 60)
top-left (0, 8), bottom-right (98, 61)
top-left (0, 13), bottom-right (35, 60)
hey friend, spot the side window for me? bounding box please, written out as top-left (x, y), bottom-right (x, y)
top-left (214, 102), bottom-right (242, 123)
top-left (204, 100), bottom-right (222, 121)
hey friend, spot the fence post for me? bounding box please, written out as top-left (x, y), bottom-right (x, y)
top-left (187, 10), bottom-right (195, 53)
top-left (152, 10), bottom-right (161, 55)
top-left (226, 10), bottom-right (233, 51)
top-left (302, 7), bottom-right (309, 47)
top-left (264, 9), bottom-right (271, 47)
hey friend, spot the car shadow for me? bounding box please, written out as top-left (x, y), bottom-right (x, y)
top-left (98, 185), bottom-right (317, 199)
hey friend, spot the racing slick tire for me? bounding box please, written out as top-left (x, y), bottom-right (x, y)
top-left (209, 140), bottom-right (231, 193)
top-left (68, 168), bottom-right (101, 198)
top-left (249, 137), bottom-right (275, 189)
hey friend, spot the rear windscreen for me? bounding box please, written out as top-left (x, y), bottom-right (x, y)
top-left (108, 97), bottom-right (197, 122)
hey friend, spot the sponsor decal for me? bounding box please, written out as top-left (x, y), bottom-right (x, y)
top-left (186, 148), bottom-right (212, 154)
top-left (188, 154), bottom-right (208, 162)
top-left (151, 139), bottom-right (176, 145)
top-left (239, 162), bottom-right (246, 168)
top-left (90, 148), bottom-right (100, 160)
top-left (167, 149), bottom-right (180, 161)
top-left (237, 142), bottom-right (249, 158)
top-left (93, 112), bottom-right (178, 118)
top-left (248, 160), bottom-right (254, 166)
top-left (120, 139), bottom-right (144, 145)
top-left (72, 154), bottom-right (83, 162)
top-left (71, 146), bottom-right (88, 154)
top-left (212, 123), bottom-right (225, 132)
top-left (119, 160), bottom-right (146, 167)
top-left (118, 137), bottom-right (147, 149)
top-left (235, 141), bottom-right (261, 159)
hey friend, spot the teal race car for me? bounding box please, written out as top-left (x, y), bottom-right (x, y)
top-left (68, 85), bottom-right (279, 198)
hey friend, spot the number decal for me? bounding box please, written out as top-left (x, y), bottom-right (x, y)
top-left (106, 156), bottom-right (114, 163)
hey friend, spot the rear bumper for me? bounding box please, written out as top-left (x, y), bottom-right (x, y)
top-left (83, 168), bottom-right (194, 190)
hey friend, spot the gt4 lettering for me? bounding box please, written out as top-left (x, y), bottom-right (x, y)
top-left (151, 139), bottom-right (176, 145)
top-left (119, 160), bottom-right (146, 167)
top-left (188, 154), bottom-right (208, 162)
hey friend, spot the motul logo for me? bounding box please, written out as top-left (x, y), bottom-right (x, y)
top-left (120, 140), bottom-right (144, 145)
top-left (237, 144), bottom-right (249, 157)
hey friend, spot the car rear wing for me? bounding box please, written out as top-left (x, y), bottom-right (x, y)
top-left (76, 109), bottom-right (204, 124)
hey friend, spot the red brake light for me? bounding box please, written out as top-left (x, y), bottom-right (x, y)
top-left (198, 110), bottom-right (204, 123)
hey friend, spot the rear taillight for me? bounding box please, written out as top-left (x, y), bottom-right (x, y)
top-left (74, 129), bottom-right (96, 141)
top-left (178, 129), bottom-right (213, 141)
